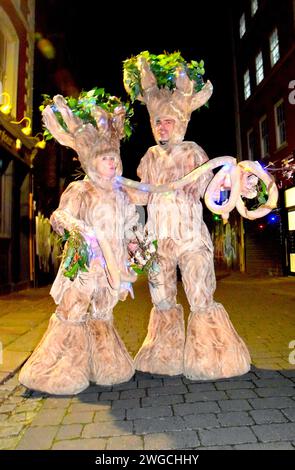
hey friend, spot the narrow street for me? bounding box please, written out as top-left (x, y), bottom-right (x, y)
top-left (0, 273), bottom-right (294, 450)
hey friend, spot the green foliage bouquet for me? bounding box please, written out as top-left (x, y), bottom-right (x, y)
top-left (39, 87), bottom-right (134, 141)
top-left (123, 50), bottom-right (206, 103)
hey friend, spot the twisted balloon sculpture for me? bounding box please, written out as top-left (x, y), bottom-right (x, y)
top-left (117, 156), bottom-right (279, 222)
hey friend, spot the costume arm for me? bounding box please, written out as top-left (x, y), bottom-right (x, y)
top-left (122, 152), bottom-right (150, 205)
top-left (50, 182), bottom-right (92, 236)
top-left (193, 145), bottom-right (213, 199)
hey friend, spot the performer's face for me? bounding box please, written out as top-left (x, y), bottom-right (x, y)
top-left (154, 117), bottom-right (175, 145)
top-left (94, 154), bottom-right (117, 179)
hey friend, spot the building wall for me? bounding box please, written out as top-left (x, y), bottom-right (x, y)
top-left (0, 0), bottom-right (36, 293)
top-left (231, 0), bottom-right (295, 275)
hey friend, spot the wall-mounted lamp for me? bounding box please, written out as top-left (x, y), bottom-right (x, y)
top-left (0, 92), bottom-right (12, 115)
top-left (16, 138), bottom-right (22, 150)
top-left (10, 116), bottom-right (32, 136)
top-left (34, 132), bottom-right (46, 149)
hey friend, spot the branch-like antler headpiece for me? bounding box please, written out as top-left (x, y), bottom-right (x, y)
top-left (123, 51), bottom-right (213, 144)
top-left (41, 88), bottom-right (133, 177)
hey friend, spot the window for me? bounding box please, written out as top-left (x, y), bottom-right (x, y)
top-left (274, 99), bottom-right (286, 148)
top-left (270, 28), bottom-right (280, 67)
top-left (244, 70), bottom-right (251, 99)
top-left (0, 7), bottom-right (19, 116)
top-left (247, 129), bottom-right (255, 160)
top-left (239, 13), bottom-right (246, 38)
top-left (259, 116), bottom-right (269, 158)
top-left (251, 0), bottom-right (258, 16)
top-left (255, 51), bottom-right (264, 85)
top-left (0, 30), bottom-right (6, 99)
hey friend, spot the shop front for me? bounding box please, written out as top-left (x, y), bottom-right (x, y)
top-left (0, 113), bottom-right (37, 294)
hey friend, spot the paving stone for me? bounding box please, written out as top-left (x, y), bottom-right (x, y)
top-left (138, 379), bottom-right (163, 388)
top-left (253, 378), bottom-right (294, 388)
top-left (111, 381), bottom-right (138, 391)
top-left (0, 350), bottom-right (29, 373)
top-left (253, 370), bottom-right (283, 379)
top-left (252, 423), bottom-right (295, 442)
top-left (0, 403), bottom-right (16, 413)
top-left (7, 396), bottom-right (25, 404)
top-left (234, 442), bottom-right (294, 450)
top-left (198, 445), bottom-right (233, 450)
top-left (199, 426), bottom-right (257, 446)
top-left (73, 393), bottom-right (99, 403)
top-left (147, 385), bottom-right (187, 396)
top-left (187, 383), bottom-right (217, 393)
top-left (31, 408), bottom-right (66, 426)
top-left (52, 438), bottom-right (106, 450)
top-left (281, 408), bottom-right (295, 421)
top-left (93, 409), bottom-right (125, 422)
top-left (63, 411), bottom-right (94, 424)
top-left (249, 397), bottom-right (295, 409)
top-left (14, 401), bottom-right (41, 413)
top-left (218, 399), bottom-right (252, 412)
top-left (69, 402), bottom-right (111, 413)
top-left (185, 391), bottom-right (228, 402)
top-left (42, 397), bottom-right (72, 409)
top-left (142, 395), bottom-right (184, 407)
top-left (217, 411), bottom-right (254, 426)
top-left (82, 420), bottom-right (133, 438)
top-left (120, 389), bottom-right (146, 400)
top-left (16, 425), bottom-right (59, 449)
top-left (254, 387), bottom-right (295, 398)
top-left (5, 412), bottom-right (27, 423)
top-left (0, 423), bottom-right (24, 437)
top-left (280, 370), bottom-right (295, 378)
top-left (182, 413), bottom-right (219, 429)
top-left (1, 375), bottom-right (19, 392)
top-left (134, 416), bottom-right (185, 434)
top-left (144, 431), bottom-right (199, 450)
top-left (127, 405), bottom-right (172, 420)
top-left (55, 424), bottom-right (83, 440)
top-left (249, 409), bottom-right (288, 424)
top-left (174, 402), bottom-right (220, 416)
top-left (111, 398), bottom-right (140, 409)
top-left (163, 377), bottom-right (185, 386)
top-left (225, 389), bottom-right (258, 399)
top-left (0, 437), bottom-right (19, 450)
top-left (106, 435), bottom-right (143, 450)
top-left (99, 391), bottom-right (120, 401)
top-left (215, 381), bottom-right (255, 390)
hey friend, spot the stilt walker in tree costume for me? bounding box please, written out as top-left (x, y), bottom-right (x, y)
top-left (19, 90), bottom-right (140, 394)
top-left (123, 51), bottom-right (251, 380)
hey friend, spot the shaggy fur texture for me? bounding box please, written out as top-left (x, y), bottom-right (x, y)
top-left (19, 315), bottom-right (135, 395)
top-left (184, 302), bottom-right (251, 380)
top-left (134, 305), bottom-right (185, 375)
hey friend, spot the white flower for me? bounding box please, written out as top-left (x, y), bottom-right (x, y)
top-left (149, 244), bottom-right (156, 253)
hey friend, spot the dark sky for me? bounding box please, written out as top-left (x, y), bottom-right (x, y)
top-left (34, 0), bottom-right (238, 178)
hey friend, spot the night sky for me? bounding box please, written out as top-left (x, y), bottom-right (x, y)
top-left (34, 0), bottom-right (237, 179)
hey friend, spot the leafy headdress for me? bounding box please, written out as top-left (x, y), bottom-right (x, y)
top-left (123, 51), bottom-right (213, 144)
top-left (41, 88), bottom-right (133, 178)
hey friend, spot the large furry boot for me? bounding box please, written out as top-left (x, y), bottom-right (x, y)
top-left (134, 304), bottom-right (185, 375)
top-left (184, 302), bottom-right (251, 380)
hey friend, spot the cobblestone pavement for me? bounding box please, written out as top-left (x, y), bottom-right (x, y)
top-left (0, 273), bottom-right (294, 450)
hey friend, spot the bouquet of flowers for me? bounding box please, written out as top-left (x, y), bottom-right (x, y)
top-left (127, 226), bottom-right (160, 277)
top-left (61, 229), bottom-right (90, 281)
